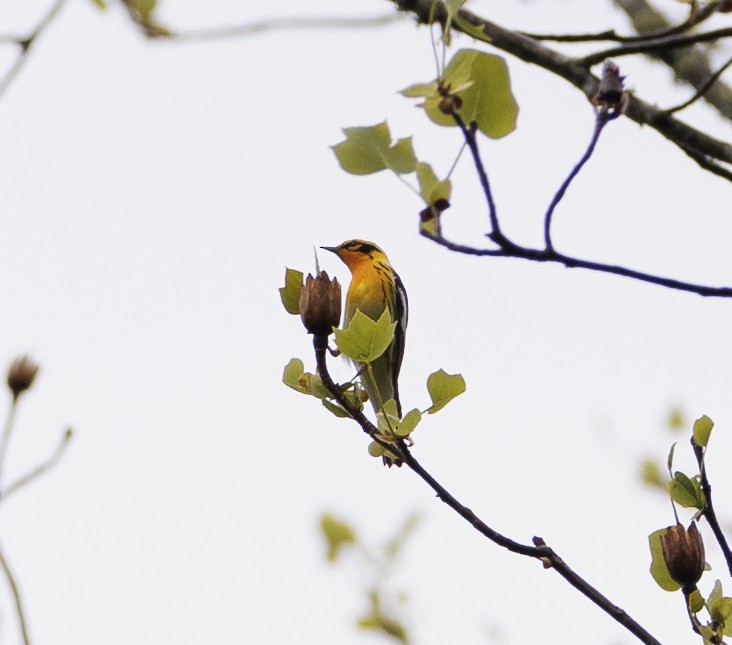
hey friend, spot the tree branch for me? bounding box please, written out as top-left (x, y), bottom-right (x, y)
top-left (0, 541), bottom-right (31, 645)
top-left (0, 0), bottom-right (68, 100)
top-left (0, 428), bottom-right (73, 503)
top-left (147, 14), bottom-right (402, 42)
top-left (580, 27), bottom-right (732, 67)
top-left (692, 440), bottom-right (732, 577)
top-left (311, 332), bottom-right (662, 644)
top-left (523, 0), bottom-right (723, 44)
top-left (612, 0), bottom-right (732, 122)
top-left (391, 0), bottom-right (732, 182)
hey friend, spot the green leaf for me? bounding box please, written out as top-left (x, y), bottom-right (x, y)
top-left (334, 309), bottom-right (395, 364)
top-left (384, 512), bottom-right (421, 559)
top-left (640, 458), bottom-right (666, 489)
top-left (403, 49), bottom-right (518, 139)
top-left (283, 358), bottom-right (308, 393)
top-left (280, 268), bottom-right (303, 315)
top-left (322, 398), bottom-right (351, 418)
top-left (368, 441), bottom-right (386, 458)
top-left (688, 588), bottom-right (705, 613)
top-left (649, 528), bottom-right (682, 592)
top-left (332, 122), bottom-right (417, 175)
top-left (416, 161), bottom-right (452, 206)
top-left (377, 398), bottom-right (401, 436)
top-left (452, 14), bottom-right (492, 42)
top-left (667, 442), bottom-right (677, 478)
top-left (710, 597), bottom-right (732, 625)
top-left (416, 162), bottom-right (451, 236)
top-left (357, 591), bottom-right (409, 644)
top-left (320, 514), bottom-right (357, 562)
top-left (397, 408), bottom-right (422, 437)
top-left (282, 359), bottom-right (331, 399)
top-left (709, 580), bottom-right (724, 608)
top-left (131, 0), bottom-right (157, 21)
top-left (667, 408), bottom-right (685, 432)
top-left (667, 471), bottom-right (705, 510)
top-left (426, 369), bottom-right (466, 414)
top-left (440, 0), bottom-right (468, 45)
top-left (693, 414), bottom-right (714, 448)
top-left (89, 0), bottom-right (107, 8)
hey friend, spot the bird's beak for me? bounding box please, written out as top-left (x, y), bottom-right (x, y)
top-left (320, 245), bottom-right (339, 254)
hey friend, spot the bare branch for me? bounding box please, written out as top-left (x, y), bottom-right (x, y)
top-left (0, 542), bottom-right (31, 645)
top-left (0, 0), bottom-right (69, 100)
top-left (148, 14), bottom-right (402, 42)
top-left (311, 332), bottom-right (662, 645)
top-left (392, 0), bottom-right (732, 183)
top-left (523, 0), bottom-right (723, 44)
top-left (692, 439), bottom-right (732, 577)
top-left (0, 428), bottom-right (73, 503)
top-left (664, 55), bottom-right (732, 114)
top-left (580, 27), bottom-right (732, 67)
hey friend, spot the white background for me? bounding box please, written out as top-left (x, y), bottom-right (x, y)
top-left (1, 1), bottom-right (732, 643)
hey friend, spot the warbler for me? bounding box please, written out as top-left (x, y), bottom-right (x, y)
top-left (322, 239), bottom-right (408, 421)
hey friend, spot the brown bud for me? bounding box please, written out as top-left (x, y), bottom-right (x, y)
top-left (7, 355), bottom-right (40, 400)
top-left (661, 522), bottom-right (705, 590)
top-left (593, 60), bottom-right (627, 113)
top-left (299, 271), bottom-right (341, 335)
top-left (438, 95), bottom-right (463, 115)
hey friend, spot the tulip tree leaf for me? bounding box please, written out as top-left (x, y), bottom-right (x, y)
top-left (402, 49), bottom-right (518, 139)
top-left (377, 398), bottom-right (401, 435)
top-left (710, 597), bottom-right (732, 626)
top-left (320, 514), bottom-right (357, 562)
top-left (416, 162), bottom-right (452, 207)
top-left (280, 268), bottom-right (304, 315)
top-left (334, 309), bottom-right (395, 364)
top-left (322, 399), bottom-right (350, 418)
top-left (688, 588), bottom-right (705, 613)
top-left (440, 0), bottom-right (469, 45)
top-left (332, 122), bottom-right (417, 175)
top-left (649, 528), bottom-right (682, 592)
top-left (693, 414), bottom-right (714, 448)
top-left (397, 408), bottom-right (422, 437)
top-left (426, 369), bottom-right (466, 414)
top-left (282, 358), bottom-right (331, 399)
top-left (667, 472), bottom-right (705, 510)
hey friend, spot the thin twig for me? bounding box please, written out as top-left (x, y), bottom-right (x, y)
top-left (692, 440), bottom-right (732, 576)
top-left (153, 14), bottom-right (402, 42)
top-left (0, 0), bottom-right (69, 100)
top-left (0, 398), bottom-right (18, 487)
top-left (450, 113), bottom-right (513, 248)
top-left (312, 332), bottom-right (662, 645)
top-left (420, 231), bottom-right (732, 298)
top-left (522, 1), bottom-right (722, 44)
top-left (544, 109), bottom-right (619, 251)
top-left (581, 26), bottom-right (732, 68)
top-left (0, 541), bottom-right (31, 645)
top-left (664, 55), bottom-right (732, 114)
top-left (0, 428), bottom-right (73, 503)
top-left (393, 0), bottom-right (732, 180)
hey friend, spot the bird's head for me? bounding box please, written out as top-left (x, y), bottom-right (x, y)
top-left (321, 239), bottom-right (388, 272)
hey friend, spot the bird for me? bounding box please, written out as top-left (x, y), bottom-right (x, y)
top-left (322, 239), bottom-right (408, 434)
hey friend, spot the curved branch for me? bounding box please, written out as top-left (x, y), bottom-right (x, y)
top-left (392, 0), bottom-right (732, 181)
top-left (692, 440), bottom-right (732, 576)
top-left (312, 332), bottom-right (662, 645)
top-left (523, 0), bottom-right (723, 44)
top-left (0, 0), bottom-right (68, 100)
top-left (0, 542), bottom-right (31, 645)
top-left (580, 26), bottom-right (732, 67)
top-left (421, 231), bottom-right (732, 298)
top-left (148, 14), bottom-right (402, 42)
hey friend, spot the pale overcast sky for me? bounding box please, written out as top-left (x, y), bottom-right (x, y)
top-left (1, 1), bottom-right (732, 644)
